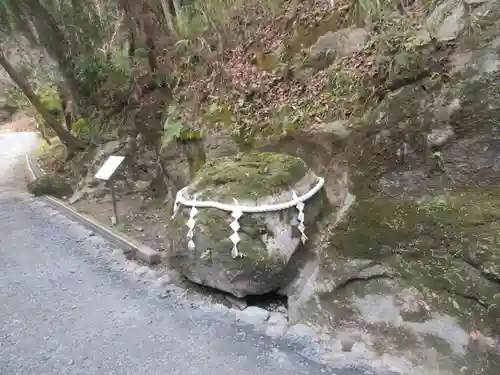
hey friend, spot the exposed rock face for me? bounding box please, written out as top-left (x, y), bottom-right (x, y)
top-left (280, 5), bottom-right (500, 373)
top-left (426, 0), bottom-right (467, 42)
top-left (169, 152), bottom-right (327, 298)
top-left (69, 136), bottom-right (164, 204)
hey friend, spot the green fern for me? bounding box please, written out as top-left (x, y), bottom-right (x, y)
top-left (161, 104), bottom-right (201, 147)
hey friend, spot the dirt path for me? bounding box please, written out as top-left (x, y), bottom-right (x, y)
top-left (0, 116), bottom-right (37, 134)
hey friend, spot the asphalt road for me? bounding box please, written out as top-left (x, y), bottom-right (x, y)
top-left (0, 132), bottom-right (376, 375)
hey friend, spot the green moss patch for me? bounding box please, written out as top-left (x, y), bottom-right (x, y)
top-left (190, 152), bottom-right (308, 199)
top-left (37, 137), bottom-right (66, 172)
top-left (328, 191), bottom-right (500, 324)
top-left (27, 173), bottom-right (73, 198)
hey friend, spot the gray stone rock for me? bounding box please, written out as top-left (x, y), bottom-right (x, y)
top-left (309, 28), bottom-right (369, 59)
top-left (134, 266), bottom-right (149, 278)
top-left (152, 274), bottom-right (172, 288)
top-left (225, 295), bottom-right (248, 310)
top-left (238, 307), bottom-right (270, 325)
top-left (169, 153), bottom-right (327, 298)
top-left (133, 180), bottom-right (150, 192)
top-left (265, 324), bottom-right (287, 338)
top-left (286, 323), bottom-right (316, 339)
top-left (111, 249), bottom-right (125, 260)
top-left (202, 130), bottom-right (240, 160)
top-left (159, 139), bottom-right (205, 196)
top-left (27, 173), bottom-right (73, 199)
top-left (341, 338), bottom-right (355, 352)
top-left (68, 140), bottom-right (126, 203)
top-left (321, 120), bottom-right (352, 140)
top-left (426, 0), bottom-right (467, 42)
top-left (427, 125), bottom-right (455, 148)
top-left (267, 312), bottom-right (287, 326)
top-left (414, 28), bottom-right (432, 46)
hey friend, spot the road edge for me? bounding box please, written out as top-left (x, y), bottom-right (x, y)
top-left (25, 153), bottom-right (161, 265)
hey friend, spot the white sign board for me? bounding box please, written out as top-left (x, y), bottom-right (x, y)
top-left (94, 155), bottom-right (125, 181)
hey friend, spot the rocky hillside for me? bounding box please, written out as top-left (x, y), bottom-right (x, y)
top-left (28, 0), bottom-right (500, 373)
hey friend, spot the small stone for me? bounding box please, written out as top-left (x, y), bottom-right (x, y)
top-left (276, 305), bottom-right (287, 314)
top-left (69, 359), bottom-right (74, 365)
top-left (341, 338), bottom-right (355, 352)
top-left (159, 291), bottom-right (171, 299)
top-left (266, 324), bottom-right (287, 338)
top-left (426, 0), bottom-right (467, 42)
top-left (268, 312), bottom-right (287, 326)
top-left (309, 28), bottom-right (369, 59)
top-left (151, 274), bottom-right (171, 289)
top-left (111, 249), bottom-right (125, 260)
top-left (134, 266), bottom-right (149, 277)
top-left (287, 323), bottom-right (316, 339)
top-left (414, 29), bottom-right (432, 46)
top-left (136, 227), bottom-right (144, 232)
top-left (225, 295), bottom-right (248, 310)
top-left (238, 307), bottom-right (270, 325)
top-left (323, 120), bottom-right (352, 140)
top-left (427, 125), bottom-right (455, 148)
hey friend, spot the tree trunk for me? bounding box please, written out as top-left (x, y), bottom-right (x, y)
top-left (21, 0), bottom-right (83, 100)
top-left (160, 0), bottom-right (175, 32)
top-left (140, 0), bottom-right (158, 72)
top-left (128, 30), bottom-right (136, 60)
top-left (0, 49), bottom-right (86, 153)
top-left (118, 0), bottom-right (138, 61)
top-left (58, 86), bottom-right (74, 131)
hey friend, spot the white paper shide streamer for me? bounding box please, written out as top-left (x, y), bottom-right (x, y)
top-left (186, 204), bottom-right (198, 251)
top-left (172, 177), bottom-right (325, 258)
top-left (229, 199), bottom-right (243, 258)
top-left (292, 191), bottom-right (308, 244)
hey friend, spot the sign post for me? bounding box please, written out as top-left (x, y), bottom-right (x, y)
top-left (94, 155), bottom-right (125, 225)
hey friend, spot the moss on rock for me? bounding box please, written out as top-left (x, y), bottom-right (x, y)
top-left (169, 206), bottom-right (288, 297)
top-left (167, 152), bottom-right (326, 297)
top-left (329, 190), bottom-right (500, 326)
top-left (27, 173), bottom-right (73, 198)
top-left (190, 152), bottom-right (308, 199)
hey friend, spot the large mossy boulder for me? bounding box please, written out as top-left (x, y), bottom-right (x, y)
top-left (169, 152), bottom-right (327, 298)
top-left (27, 173), bottom-right (73, 198)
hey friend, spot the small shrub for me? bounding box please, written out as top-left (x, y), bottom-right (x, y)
top-left (37, 137), bottom-right (65, 172)
top-left (71, 117), bottom-right (101, 143)
top-left (72, 54), bottom-right (131, 97)
top-left (4, 86), bottom-right (29, 110)
top-left (37, 85), bottom-right (62, 114)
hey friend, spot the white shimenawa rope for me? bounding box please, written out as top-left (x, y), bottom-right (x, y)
top-left (171, 177), bottom-right (325, 258)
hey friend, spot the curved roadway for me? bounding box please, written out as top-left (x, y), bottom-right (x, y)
top-left (0, 132), bottom-right (375, 375)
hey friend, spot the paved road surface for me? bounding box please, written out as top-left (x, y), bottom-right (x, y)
top-left (0, 132), bottom-right (375, 375)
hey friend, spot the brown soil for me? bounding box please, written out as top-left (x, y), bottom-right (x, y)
top-left (0, 116), bottom-right (37, 133)
top-left (72, 194), bottom-right (172, 254)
